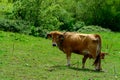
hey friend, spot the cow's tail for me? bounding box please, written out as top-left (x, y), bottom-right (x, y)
top-left (93, 34), bottom-right (101, 66)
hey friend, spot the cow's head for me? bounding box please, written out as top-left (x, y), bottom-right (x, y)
top-left (47, 31), bottom-right (64, 47)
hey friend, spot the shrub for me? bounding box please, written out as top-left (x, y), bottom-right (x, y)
top-left (0, 19), bottom-right (31, 34)
top-left (77, 26), bottom-right (111, 33)
top-left (72, 21), bottom-right (85, 31)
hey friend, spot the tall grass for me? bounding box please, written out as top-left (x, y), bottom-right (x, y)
top-left (0, 31), bottom-right (120, 80)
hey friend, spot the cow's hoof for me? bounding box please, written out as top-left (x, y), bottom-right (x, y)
top-left (67, 64), bottom-right (71, 67)
top-left (95, 68), bottom-right (102, 71)
top-left (95, 69), bottom-right (100, 71)
top-left (82, 66), bottom-right (85, 69)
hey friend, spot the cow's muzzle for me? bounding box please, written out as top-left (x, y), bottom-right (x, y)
top-left (52, 43), bottom-right (57, 46)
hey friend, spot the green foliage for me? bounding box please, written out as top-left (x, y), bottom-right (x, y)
top-left (12, 0), bottom-right (64, 36)
top-left (77, 26), bottom-right (111, 33)
top-left (73, 21), bottom-right (85, 31)
top-left (0, 19), bottom-right (31, 34)
top-left (0, 1), bottom-right (13, 19)
top-left (11, 0), bottom-right (119, 32)
top-left (0, 0), bottom-right (120, 37)
top-left (12, 0), bottom-right (81, 34)
top-left (75, 0), bottom-right (120, 31)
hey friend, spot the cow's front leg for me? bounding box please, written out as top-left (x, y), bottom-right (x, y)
top-left (66, 53), bottom-right (71, 67)
top-left (82, 55), bottom-right (89, 69)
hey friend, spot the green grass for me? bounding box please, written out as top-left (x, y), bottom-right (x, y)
top-left (0, 31), bottom-right (120, 80)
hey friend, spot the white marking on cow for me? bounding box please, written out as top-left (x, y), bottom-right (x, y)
top-left (52, 42), bottom-right (57, 46)
top-left (95, 64), bottom-right (99, 70)
top-left (82, 50), bottom-right (90, 55)
top-left (67, 56), bottom-right (71, 66)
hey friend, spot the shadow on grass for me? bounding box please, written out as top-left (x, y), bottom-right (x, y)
top-left (46, 65), bottom-right (67, 72)
top-left (69, 67), bottom-right (104, 73)
top-left (47, 65), bottom-right (104, 73)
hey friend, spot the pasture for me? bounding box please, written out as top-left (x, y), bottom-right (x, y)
top-left (0, 31), bottom-right (120, 80)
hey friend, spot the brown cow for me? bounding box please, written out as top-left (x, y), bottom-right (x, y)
top-left (47, 31), bottom-right (102, 71)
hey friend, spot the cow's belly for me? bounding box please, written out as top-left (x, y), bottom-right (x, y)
top-left (73, 49), bottom-right (90, 55)
top-left (73, 50), bottom-right (81, 54)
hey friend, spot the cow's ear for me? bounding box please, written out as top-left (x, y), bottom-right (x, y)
top-left (59, 34), bottom-right (64, 41)
top-left (46, 33), bottom-right (51, 39)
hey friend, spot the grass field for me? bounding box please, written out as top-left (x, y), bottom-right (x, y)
top-left (0, 31), bottom-right (120, 80)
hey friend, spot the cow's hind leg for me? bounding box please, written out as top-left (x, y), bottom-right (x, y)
top-left (96, 58), bottom-right (102, 71)
top-left (82, 55), bottom-right (89, 69)
top-left (94, 54), bottom-right (102, 71)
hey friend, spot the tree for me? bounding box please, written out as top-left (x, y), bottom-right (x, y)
top-left (74, 0), bottom-right (120, 31)
top-left (12, 0), bottom-right (120, 33)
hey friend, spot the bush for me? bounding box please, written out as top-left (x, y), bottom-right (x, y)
top-left (29, 26), bottom-right (50, 37)
top-left (75, 0), bottom-right (120, 31)
top-left (72, 21), bottom-right (85, 31)
top-left (77, 26), bottom-right (111, 33)
top-left (2, 0), bottom-right (119, 38)
top-left (0, 19), bottom-right (31, 34)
